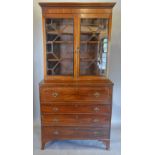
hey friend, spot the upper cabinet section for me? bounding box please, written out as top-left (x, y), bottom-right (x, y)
top-left (39, 3), bottom-right (115, 80)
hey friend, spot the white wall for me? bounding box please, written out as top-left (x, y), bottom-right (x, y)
top-left (33, 0), bottom-right (121, 124)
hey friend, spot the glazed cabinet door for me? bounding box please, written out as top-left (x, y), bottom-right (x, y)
top-left (78, 14), bottom-right (111, 79)
top-left (43, 14), bottom-right (111, 80)
top-left (43, 14), bottom-right (77, 80)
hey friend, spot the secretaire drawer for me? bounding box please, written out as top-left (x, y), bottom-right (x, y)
top-left (40, 87), bottom-right (111, 102)
top-left (41, 114), bottom-right (110, 127)
top-left (41, 104), bottom-right (111, 114)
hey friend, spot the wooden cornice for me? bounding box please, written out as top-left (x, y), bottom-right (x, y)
top-left (39, 2), bottom-right (116, 8)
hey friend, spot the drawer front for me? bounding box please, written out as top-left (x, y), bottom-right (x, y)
top-left (40, 87), bottom-right (110, 102)
top-left (42, 126), bottom-right (109, 139)
top-left (77, 87), bottom-right (110, 101)
top-left (40, 87), bottom-right (77, 102)
top-left (41, 114), bottom-right (110, 127)
top-left (41, 100), bottom-right (111, 105)
top-left (41, 104), bottom-right (111, 114)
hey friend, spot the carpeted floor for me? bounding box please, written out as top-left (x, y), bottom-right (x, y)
top-left (33, 122), bottom-right (120, 155)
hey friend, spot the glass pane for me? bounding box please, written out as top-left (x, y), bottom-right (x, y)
top-left (80, 18), bottom-right (108, 76)
top-left (45, 18), bottom-right (74, 76)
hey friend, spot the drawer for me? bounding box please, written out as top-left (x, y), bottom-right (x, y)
top-left (41, 114), bottom-right (110, 127)
top-left (40, 87), bottom-right (110, 102)
top-left (42, 126), bottom-right (109, 140)
top-left (40, 87), bottom-right (77, 102)
top-left (77, 87), bottom-right (110, 101)
top-left (41, 104), bottom-right (111, 114)
top-left (41, 100), bottom-right (110, 105)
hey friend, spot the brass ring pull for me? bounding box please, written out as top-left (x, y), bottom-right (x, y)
top-left (93, 119), bottom-right (99, 123)
top-left (52, 92), bottom-right (58, 98)
top-left (94, 131), bottom-right (100, 135)
top-left (94, 107), bottom-right (100, 112)
top-left (52, 118), bottom-right (59, 122)
top-left (52, 107), bottom-right (59, 112)
top-left (53, 131), bottom-right (59, 135)
top-left (94, 92), bottom-right (100, 98)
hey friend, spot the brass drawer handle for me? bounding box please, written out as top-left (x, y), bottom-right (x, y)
top-left (52, 118), bottom-right (59, 122)
top-left (94, 131), bottom-right (100, 135)
top-left (52, 107), bottom-right (59, 112)
top-left (94, 107), bottom-right (100, 112)
top-left (52, 92), bottom-right (58, 98)
top-left (53, 131), bottom-right (59, 135)
top-left (94, 92), bottom-right (100, 98)
top-left (93, 119), bottom-right (99, 123)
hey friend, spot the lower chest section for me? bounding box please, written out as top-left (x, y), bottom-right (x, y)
top-left (39, 82), bottom-right (113, 140)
